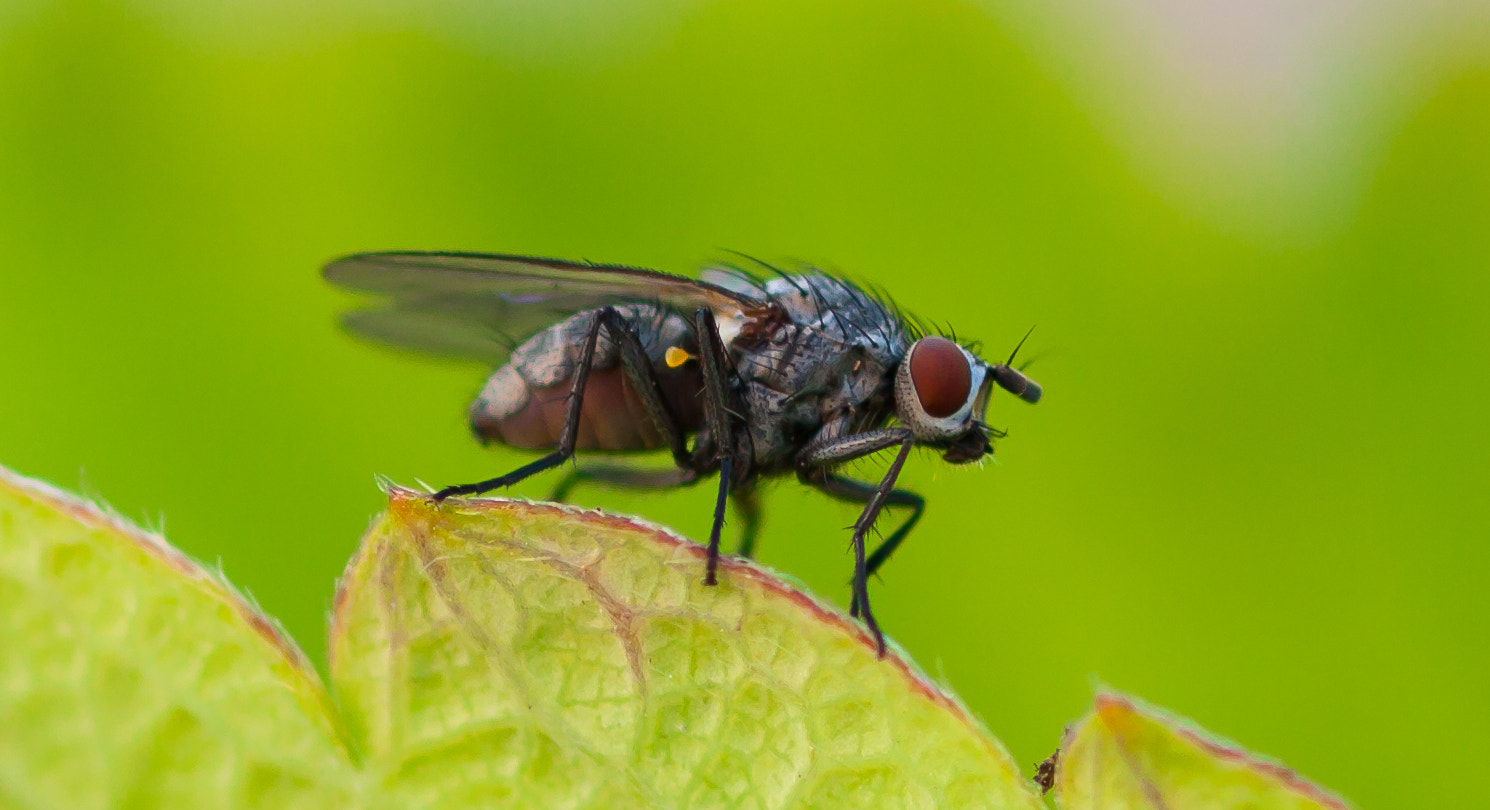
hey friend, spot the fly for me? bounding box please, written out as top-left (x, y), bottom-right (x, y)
top-left (323, 251), bottom-right (1042, 656)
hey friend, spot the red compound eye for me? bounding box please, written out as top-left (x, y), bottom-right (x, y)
top-left (909, 337), bottom-right (971, 418)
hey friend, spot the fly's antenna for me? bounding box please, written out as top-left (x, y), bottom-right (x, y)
top-left (990, 324), bottom-right (1042, 404)
top-left (1006, 325), bottom-right (1049, 372)
top-left (1005, 324), bottom-right (1036, 366)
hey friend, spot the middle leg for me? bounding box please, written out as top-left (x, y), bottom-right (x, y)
top-left (551, 465), bottom-right (762, 560)
top-left (692, 307), bottom-right (744, 587)
top-left (732, 486), bottom-right (762, 559)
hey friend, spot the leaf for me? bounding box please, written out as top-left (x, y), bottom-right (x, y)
top-left (0, 467), bottom-right (355, 808)
top-left (0, 463), bottom-right (1043, 809)
top-left (329, 485), bottom-right (1045, 809)
top-left (1054, 691), bottom-right (1352, 810)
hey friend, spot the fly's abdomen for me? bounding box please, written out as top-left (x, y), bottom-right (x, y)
top-left (468, 306), bottom-right (704, 451)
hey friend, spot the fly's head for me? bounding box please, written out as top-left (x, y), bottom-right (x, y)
top-left (893, 335), bottom-right (1042, 464)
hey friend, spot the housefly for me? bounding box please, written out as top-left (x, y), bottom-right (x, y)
top-left (323, 252), bottom-right (1041, 655)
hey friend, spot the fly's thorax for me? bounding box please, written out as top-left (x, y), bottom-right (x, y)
top-left (729, 326), bottom-right (900, 471)
top-left (894, 336), bottom-right (991, 443)
top-left (836, 346), bottom-right (897, 409)
top-left (758, 274), bottom-right (909, 352)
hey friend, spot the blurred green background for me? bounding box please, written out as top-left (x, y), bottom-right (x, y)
top-left (2, 1), bottom-right (1487, 806)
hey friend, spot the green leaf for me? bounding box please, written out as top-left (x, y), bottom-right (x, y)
top-left (330, 486), bottom-right (1044, 808)
top-left (1, 464), bottom-right (1043, 808)
top-left (0, 467), bottom-right (355, 808)
top-left (1054, 691), bottom-right (1352, 810)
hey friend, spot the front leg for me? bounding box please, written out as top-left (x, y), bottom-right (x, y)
top-left (800, 470), bottom-right (925, 617)
top-left (797, 426), bottom-right (916, 656)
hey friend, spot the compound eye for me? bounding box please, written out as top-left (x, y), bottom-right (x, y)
top-left (908, 337), bottom-right (972, 419)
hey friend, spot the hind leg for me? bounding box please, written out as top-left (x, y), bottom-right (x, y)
top-left (435, 306), bottom-right (693, 500)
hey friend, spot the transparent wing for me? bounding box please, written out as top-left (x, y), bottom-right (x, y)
top-left (323, 251), bottom-right (764, 365)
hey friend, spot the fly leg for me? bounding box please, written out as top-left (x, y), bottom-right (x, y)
top-left (549, 465), bottom-right (762, 560)
top-left (434, 306), bottom-right (691, 500)
top-left (797, 426), bottom-right (916, 656)
top-left (733, 486), bottom-right (761, 559)
top-left (693, 307), bottom-right (744, 586)
top-left (549, 465), bottom-right (698, 503)
top-left (805, 473), bottom-right (925, 617)
top-left (601, 306), bottom-right (693, 469)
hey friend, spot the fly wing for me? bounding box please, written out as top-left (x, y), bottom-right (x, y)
top-left (323, 251), bottom-right (764, 365)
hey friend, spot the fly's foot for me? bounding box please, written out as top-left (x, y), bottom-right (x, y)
top-left (864, 616), bottom-right (886, 658)
top-left (431, 475), bottom-right (515, 501)
top-left (548, 471), bottom-right (580, 503)
top-left (852, 586), bottom-right (886, 657)
top-left (431, 483), bottom-right (476, 502)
